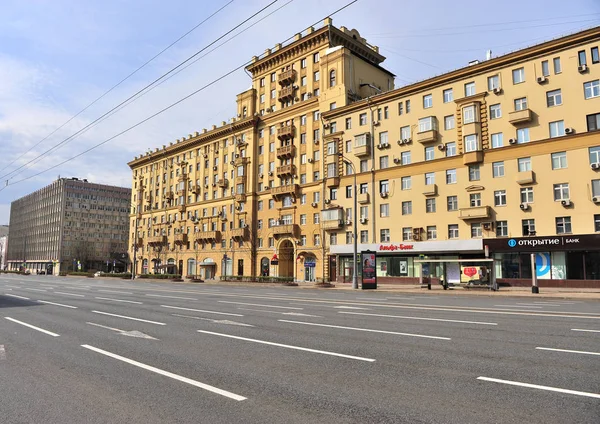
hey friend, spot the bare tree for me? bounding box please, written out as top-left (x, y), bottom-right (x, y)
top-left (71, 240), bottom-right (94, 271)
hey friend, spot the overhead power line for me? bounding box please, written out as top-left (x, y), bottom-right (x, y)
top-left (0, 0), bottom-right (235, 177)
top-left (5, 1), bottom-right (359, 188)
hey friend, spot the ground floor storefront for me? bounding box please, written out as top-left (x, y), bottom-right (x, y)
top-left (330, 240), bottom-right (486, 285)
top-left (484, 234), bottom-right (600, 288)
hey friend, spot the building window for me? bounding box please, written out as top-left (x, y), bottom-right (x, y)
top-left (401, 151), bottom-right (411, 164)
top-left (490, 104), bottom-right (501, 119)
top-left (313, 52), bottom-right (319, 63)
top-left (314, 71), bottom-right (320, 82)
top-left (549, 120), bottom-right (565, 138)
top-left (514, 98), bottom-right (527, 111)
top-left (587, 113), bottom-right (600, 131)
top-left (329, 233), bottom-right (337, 246)
top-left (446, 169), bottom-right (457, 184)
top-left (463, 105), bottom-right (476, 124)
top-left (360, 206), bottom-right (368, 220)
top-left (553, 183), bottom-right (570, 201)
top-left (380, 229), bottom-right (390, 243)
top-left (470, 193), bottom-right (482, 207)
top-left (360, 231), bottom-right (368, 243)
top-left (379, 155), bottom-right (389, 169)
top-left (491, 133), bottom-right (503, 148)
top-left (521, 219), bottom-right (535, 236)
top-left (345, 117), bottom-right (352, 130)
top-left (593, 179), bottom-right (600, 197)
top-left (329, 70), bottom-right (336, 87)
top-left (464, 134), bottom-right (478, 152)
top-left (492, 161), bottom-right (505, 178)
top-left (426, 226), bottom-right (437, 240)
top-left (402, 201), bottom-right (412, 215)
top-left (447, 196), bottom-right (458, 211)
top-left (595, 214), bottom-right (600, 232)
top-left (379, 180), bottom-right (389, 194)
top-left (578, 50), bottom-right (587, 66)
top-left (406, 99), bottom-right (411, 113)
top-left (512, 67), bottom-right (525, 84)
top-left (357, 113), bottom-right (367, 126)
top-left (360, 160), bottom-right (368, 173)
top-left (556, 217), bottom-right (572, 234)
top-left (494, 190), bottom-right (507, 207)
top-left (423, 94), bottom-right (433, 108)
top-left (443, 88), bottom-right (453, 103)
top-left (260, 93), bottom-right (265, 103)
top-left (551, 152), bottom-right (567, 169)
top-left (553, 57), bottom-right (562, 74)
top-left (589, 146), bottom-right (600, 164)
top-left (468, 164), bottom-right (480, 181)
top-left (517, 128), bottom-right (530, 143)
top-left (584, 80), bottom-right (600, 99)
top-left (520, 187), bottom-right (534, 204)
top-left (330, 103), bottom-right (337, 111)
top-left (592, 47), bottom-right (600, 64)
top-left (259, 77), bottom-right (265, 87)
top-left (518, 157), bottom-right (531, 172)
top-left (401, 176), bottom-right (411, 190)
top-left (448, 224), bottom-right (459, 239)
top-left (426, 198), bottom-right (436, 213)
top-left (496, 221), bottom-right (508, 237)
top-left (446, 142), bottom-right (456, 157)
top-left (546, 89), bottom-right (562, 107)
top-left (380, 203), bottom-right (389, 217)
top-left (488, 74), bottom-right (500, 90)
top-left (541, 60), bottom-right (550, 77)
top-left (471, 223), bottom-right (482, 238)
top-left (345, 140), bottom-right (352, 153)
top-left (444, 115), bottom-right (455, 130)
top-left (398, 102), bottom-right (403, 115)
top-left (465, 82), bottom-right (475, 97)
top-left (425, 172), bottom-right (435, 185)
top-left (402, 227), bottom-right (412, 241)
top-left (400, 126), bottom-right (411, 142)
top-left (425, 146), bottom-right (435, 161)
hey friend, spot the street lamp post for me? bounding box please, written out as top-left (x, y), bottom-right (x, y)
top-left (339, 153), bottom-right (359, 290)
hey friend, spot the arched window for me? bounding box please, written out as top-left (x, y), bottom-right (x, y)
top-left (329, 70), bottom-right (336, 87)
top-left (242, 106), bottom-right (247, 118)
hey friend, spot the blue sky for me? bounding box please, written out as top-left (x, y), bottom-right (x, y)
top-left (1, 0), bottom-right (599, 224)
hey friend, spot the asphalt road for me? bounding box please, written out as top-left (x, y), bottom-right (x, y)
top-left (0, 275), bottom-right (598, 423)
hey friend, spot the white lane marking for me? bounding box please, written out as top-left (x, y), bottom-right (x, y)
top-left (146, 294), bottom-right (197, 300)
top-left (198, 330), bottom-right (376, 362)
top-left (333, 306), bottom-right (369, 310)
top-left (162, 305), bottom-right (244, 317)
top-left (515, 303), bottom-right (553, 307)
top-left (218, 300), bottom-right (303, 310)
top-left (494, 305), bottom-right (543, 309)
top-left (87, 322), bottom-right (125, 332)
top-left (4, 294), bottom-right (30, 300)
top-left (91, 311), bottom-right (165, 325)
top-left (98, 290), bottom-right (133, 295)
top-left (39, 285), bottom-right (55, 289)
top-left (23, 288), bottom-right (47, 292)
top-left (173, 315), bottom-right (254, 327)
top-left (278, 320), bottom-right (451, 340)
top-left (5, 285), bottom-right (22, 289)
top-left (477, 376), bottom-right (600, 399)
top-left (95, 297), bottom-right (143, 304)
top-left (86, 322), bottom-right (157, 340)
top-left (0, 344), bottom-right (5, 360)
top-left (37, 300), bottom-right (78, 309)
top-left (81, 344), bottom-right (246, 401)
top-left (235, 307), bottom-right (322, 317)
top-left (5, 317), bottom-right (60, 337)
top-left (54, 291), bottom-right (85, 297)
top-left (572, 328), bottom-right (600, 333)
top-left (70, 287), bottom-right (90, 290)
top-left (339, 311), bottom-right (497, 326)
top-left (536, 347), bottom-right (600, 356)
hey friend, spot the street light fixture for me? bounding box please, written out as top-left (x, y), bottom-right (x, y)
top-left (338, 152), bottom-right (359, 290)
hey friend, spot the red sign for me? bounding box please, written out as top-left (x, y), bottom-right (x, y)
top-left (463, 267), bottom-right (478, 278)
top-left (271, 254), bottom-right (278, 261)
top-left (379, 244), bottom-right (414, 251)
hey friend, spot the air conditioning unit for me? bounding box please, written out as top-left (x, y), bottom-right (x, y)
top-left (402, 138), bottom-right (412, 144)
top-left (311, 202), bottom-right (318, 207)
top-left (438, 144), bottom-right (446, 151)
top-left (268, 171), bottom-right (274, 176)
top-left (373, 121), bottom-right (380, 126)
top-left (235, 153), bottom-right (240, 159)
top-left (382, 142), bottom-right (389, 148)
top-left (561, 199), bottom-right (572, 207)
top-left (323, 123), bottom-right (330, 129)
top-left (236, 206), bottom-right (242, 211)
top-left (213, 166), bottom-right (218, 171)
top-left (393, 158), bottom-right (401, 164)
top-left (412, 234), bottom-right (421, 241)
top-left (380, 192), bottom-right (388, 198)
top-left (593, 196), bottom-right (600, 203)
top-left (508, 138), bottom-right (518, 145)
top-left (203, 154), bottom-right (208, 158)
top-left (306, 93), bottom-right (312, 98)
top-left (230, 160), bottom-right (235, 165)
top-left (258, 173), bottom-right (263, 179)
top-left (360, 218), bottom-right (368, 224)
top-left (397, 140), bottom-right (403, 146)
top-left (592, 163), bottom-right (600, 170)
top-left (578, 64), bottom-right (588, 73)
top-left (482, 222), bottom-right (492, 230)
top-left (564, 127), bottom-right (574, 134)
top-left (520, 203), bottom-right (530, 210)
top-left (536, 76), bottom-right (547, 84)
top-left (212, 183), bottom-right (216, 187)
top-left (204, 184), bottom-right (209, 189)
top-left (307, 158), bottom-right (314, 163)
top-left (266, 107), bottom-right (272, 113)
top-left (314, 139), bottom-right (319, 145)
top-left (345, 220), bottom-right (352, 225)
top-left (492, 87), bottom-right (502, 94)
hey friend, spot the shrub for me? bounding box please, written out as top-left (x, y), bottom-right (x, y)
top-left (59, 271), bottom-right (67, 276)
top-left (66, 271), bottom-right (91, 276)
top-left (137, 274), bottom-right (181, 280)
top-left (104, 273), bottom-right (132, 279)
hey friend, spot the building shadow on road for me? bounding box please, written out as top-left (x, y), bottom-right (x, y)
top-left (0, 295), bottom-right (41, 309)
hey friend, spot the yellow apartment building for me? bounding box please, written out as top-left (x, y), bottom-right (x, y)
top-left (128, 19), bottom-right (600, 287)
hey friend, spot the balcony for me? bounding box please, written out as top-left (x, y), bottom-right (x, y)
top-left (278, 85), bottom-right (295, 102)
top-left (271, 184), bottom-right (298, 198)
top-left (165, 191), bottom-right (174, 199)
top-left (148, 235), bottom-right (167, 245)
top-left (463, 150), bottom-right (483, 165)
top-left (178, 204), bottom-right (186, 213)
top-left (516, 170), bottom-right (535, 185)
top-left (235, 193), bottom-right (247, 203)
top-left (326, 176), bottom-right (340, 188)
top-left (191, 185), bottom-right (201, 194)
top-left (217, 179), bottom-right (229, 189)
top-left (174, 233), bottom-right (188, 245)
top-left (276, 164), bottom-right (296, 177)
top-left (277, 125), bottom-right (295, 140)
top-left (195, 231), bottom-right (221, 242)
top-left (231, 227), bottom-right (248, 239)
top-left (354, 144), bottom-right (371, 158)
top-left (278, 69), bottom-right (296, 85)
top-left (459, 205), bottom-right (491, 220)
top-left (423, 184), bottom-right (437, 196)
top-left (509, 108), bottom-right (532, 125)
top-left (234, 156), bottom-right (248, 167)
top-left (357, 193), bottom-right (370, 204)
top-left (322, 219), bottom-right (343, 230)
top-left (273, 224), bottom-right (299, 238)
top-left (417, 129), bottom-right (439, 144)
top-left (235, 176), bottom-right (246, 186)
top-left (134, 238), bottom-right (144, 248)
top-left (276, 144), bottom-right (296, 159)
top-left (177, 171), bottom-right (188, 182)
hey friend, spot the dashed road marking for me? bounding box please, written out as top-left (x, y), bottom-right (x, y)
top-left (5, 317), bottom-right (60, 337)
top-left (477, 376), bottom-right (600, 399)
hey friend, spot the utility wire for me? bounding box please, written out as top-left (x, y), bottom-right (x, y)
top-left (5, 0), bottom-right (359, 188)
top-left (0, 0), bottom-right (279, 183)
top-left (0, 0), bottom-right (235, 177)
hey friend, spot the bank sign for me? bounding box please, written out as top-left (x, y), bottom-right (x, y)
top-left (485, 234), bottom-right (600, 252)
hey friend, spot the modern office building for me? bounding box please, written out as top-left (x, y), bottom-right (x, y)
top-left (128, 19), bottom-right (600, 287)
top-left (6, 178), bottom-right (131, 274)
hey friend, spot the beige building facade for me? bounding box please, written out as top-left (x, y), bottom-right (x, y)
top-left (129, 20), bottom-right (600, 286)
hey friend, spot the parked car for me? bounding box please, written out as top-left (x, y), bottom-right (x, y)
top-left (94, 271), bottom-right (104, 277)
